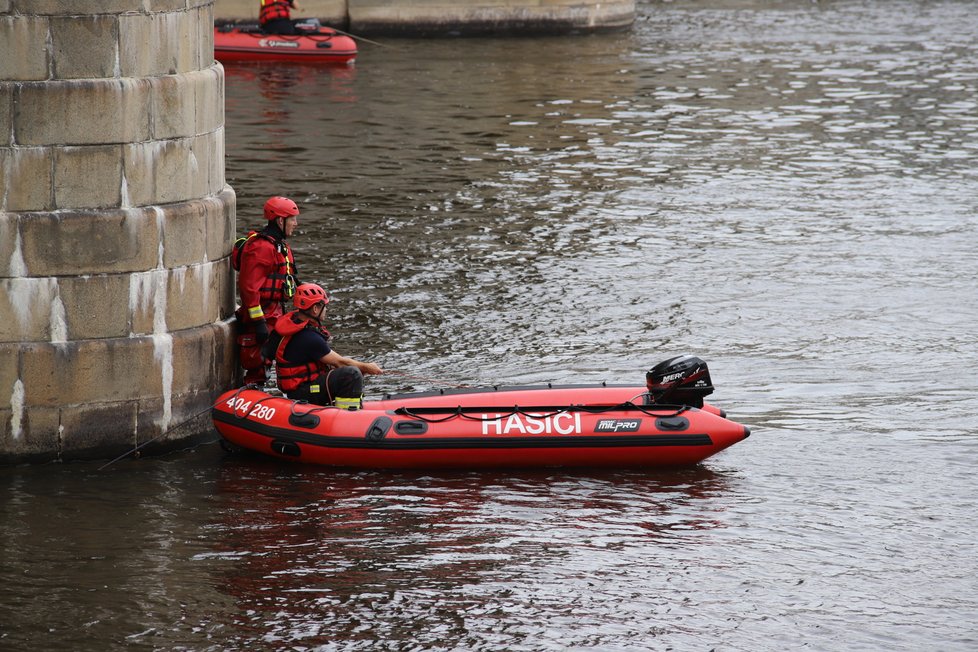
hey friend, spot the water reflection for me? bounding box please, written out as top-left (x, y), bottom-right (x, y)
top-left (204, 459), bottom-right (736, 647)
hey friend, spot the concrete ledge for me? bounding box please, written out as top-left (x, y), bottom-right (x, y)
top-left (213, 0), bottom-right (635, 35)
top-left (349, 1), bottom-right (634, 36)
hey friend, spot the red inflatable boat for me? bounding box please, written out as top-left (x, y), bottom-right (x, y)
top-left (214, 24), bottom-right (357, 64)
top-left (211, 356), bottom-right (750, 470)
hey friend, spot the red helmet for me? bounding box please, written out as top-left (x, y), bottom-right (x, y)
top-left (293, 283), bottom-right (329, 311)
top-left (263, 196), bottom-right (299, 220)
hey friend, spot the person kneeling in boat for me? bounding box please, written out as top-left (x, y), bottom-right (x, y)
top-left (263, 283), bottom-right (383, 409)
top-left (259, 0), bottom-right (300, 35)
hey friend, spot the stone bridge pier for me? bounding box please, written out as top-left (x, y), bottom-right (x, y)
top-left (0, 1), bottom-right (236, 463)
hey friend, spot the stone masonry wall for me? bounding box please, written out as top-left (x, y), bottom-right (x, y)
top-left (214, 0), bottom-right (635, 35)
top-left (0, 0), bottom-right (236, 463)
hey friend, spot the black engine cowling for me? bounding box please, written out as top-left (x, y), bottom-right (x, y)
top-left (645, 355), bottom-right (714, 408)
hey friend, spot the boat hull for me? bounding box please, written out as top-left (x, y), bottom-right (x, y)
top-left (214, 27), bottom-right (357, 64)
top-left (211, 385), bottom-right (750, 469)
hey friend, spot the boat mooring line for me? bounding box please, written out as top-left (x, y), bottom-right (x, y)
top-left (385, 370), bottom-right (475, 388)
top-left (327, 25), bottom-right (401, 50)
top-left (97, 391), bottom-right (245, 471)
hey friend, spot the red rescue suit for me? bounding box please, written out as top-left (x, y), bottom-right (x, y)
top-left (236, 230), bottom-right (296, 325)
top-left (235, 230), bottom-right (297, 382)
top-left (259, 0), bottom-right (293, 25)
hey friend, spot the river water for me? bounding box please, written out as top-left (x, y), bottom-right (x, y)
top-left (3, 1), bottom-right (977, 649)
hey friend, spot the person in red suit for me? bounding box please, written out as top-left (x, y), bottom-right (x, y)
top-left (234, 196), bottom-right (300, 385)
top-left (259, 0), bottom-right (299, 35)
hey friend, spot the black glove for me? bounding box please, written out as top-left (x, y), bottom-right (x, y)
top-left (253, 319), bottom-right (269, 344)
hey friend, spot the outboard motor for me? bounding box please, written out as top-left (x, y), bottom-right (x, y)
top-left (646, 355), bottom-right (714, 408)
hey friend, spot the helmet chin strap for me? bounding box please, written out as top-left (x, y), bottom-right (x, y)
top-left (312, 303), bottom-right (326, 325)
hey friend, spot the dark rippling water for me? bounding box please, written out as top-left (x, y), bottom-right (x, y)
top-left (3, 1), bottom-right (978, 649)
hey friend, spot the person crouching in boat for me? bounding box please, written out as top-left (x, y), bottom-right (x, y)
top-left (263, 283), bottom-right (383, 410)
top-left (259, 0), bottom-right (299, 35)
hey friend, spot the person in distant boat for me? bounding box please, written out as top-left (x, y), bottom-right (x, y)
top-left (263, 283), bottom-right (383, 409)
top-left (259, 0), bottom-right (299, 35)
top-left (233, 196), bottom-right (300, 386)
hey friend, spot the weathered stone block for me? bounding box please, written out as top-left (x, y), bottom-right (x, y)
top-left (205, 187), bottom-right (237, 263)
top-left (198, 5), bottom-right (216, 68)
top-left (194, 65), bottom-right (225, 136)
top-left (15, 79), bottom-right (152, 146)
top-left (170, 321), bottom-right (237, 393)
top-left (190, 132), bottom-right (221, 198)
top-left (17, 207), bottom-right (160, 277)
top-left (54, 145), bottom-right (123, 209)
top-left (151, 74), bottom-right (197, 141)
top-left (0, 214), bottom-right (20, 278)
top-left (59, 401), bottom-right (139, 457)
top-left (58, 274), bottom-right (132, 340)
top-left (214, 257), bottom-right (236, 321)
top-left (211, 128), bottom-right (227, 192)
top-left (0, 17), bottom-right (49, 81)
top-left (0, 406), bottom-right (61, 462)
top-left (49, 15), bottom-right (120, 80)
top-left (167, 262), bottom-right (233, 331)
top-left (161, 199), bottom-right (210, 267)
top-left (0, 342), bottom-right (19, 410)
top-left (24, 338), bottom-right (159, 406)
top-left (0, 146), bottom-right (54, 212)
top-left (0, 278), bottom-right (59, 343)
top-left (119, 11), bottom-right (201, 77)
top-left (0, 83), bottom-right (11, 147)
top-left (129, 268), bottom-right (172, 336)
top-left (124, 139), bottom-right (194, 207)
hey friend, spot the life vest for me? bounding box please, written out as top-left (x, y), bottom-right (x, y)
top-left (273, 311), bottom-right (331, 392)
top-left (233, 230), bottom-right (297, 312)
top-left (259, 0), bottom-right (292, 24)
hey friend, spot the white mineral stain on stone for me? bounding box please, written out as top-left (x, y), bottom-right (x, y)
top-left (128, 213), bottom-right (174, 433)
top-left (8, 229), bottom-right (27, 277)
top-left (5, 278), bottom-right (57, 339)
top-left (153, 333), bottom-right (173, 432)
top-left (121, 172), bottom-right (130, 208)
top-left (10, 379), bottom-right (25, 440)
top-left (50, 286), bottom-right (68, 344)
